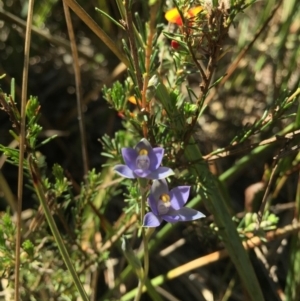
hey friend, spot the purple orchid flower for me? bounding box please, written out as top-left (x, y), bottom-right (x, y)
top-left (113, 138), bottom-right (174, 179)
top-left (143, 179), bottom-right (205, 227)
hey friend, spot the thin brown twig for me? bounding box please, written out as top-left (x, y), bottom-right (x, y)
top-left (15, 0), bottom-right (35, 300)
top-left (62, 1), bottom-right (89, 178)
top-left (100, 214), bottom-right (137, 252)
top-left (124, 0), bottom-right (143, 92)
top-left (0, 171), bottom-right (17, 212)
top-left (205, 0), bottom-right (283, 105)
top-left (141, 3), bottom-right (158, 109)
top-left (77, 213), bottom-right (138, 275)
top-left (257, 163), bottom-right (279, 224)
top-left (185, 34), bottom-right (207, 83)
top-left (140, 3), bottom-right (159, 138)
top-left (203, 129), bottom-right (300, 161)
top-left (180, 9), bottom-right (223, 155)
top-left (91, 270), bottom-right (99, 301)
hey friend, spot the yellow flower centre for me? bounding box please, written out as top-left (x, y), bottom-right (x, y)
top-left (157, 193), bottom-right (171, 215)
top-left (139, 149), bottom-right (148, 156)
top-left (136, 149), bottom-right (150, 170)
top-left (160, 193), bottom-right (170, 202)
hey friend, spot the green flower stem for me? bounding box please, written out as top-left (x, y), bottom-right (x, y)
top-left (134, 178), bottom-right (150, 301)
top-left (121, 234), bottom-right (163, 301)
top-left (140, 186), bottom-right (149, 277)
top-left (28, 156), bottom-right (89, 301)
top-left (124, 178), bottom-right (162, 301)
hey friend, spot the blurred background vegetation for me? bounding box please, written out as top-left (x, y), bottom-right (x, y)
top-left (0, 0), bottom-right (300, 300)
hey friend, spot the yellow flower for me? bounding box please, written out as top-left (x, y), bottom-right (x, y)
top-left (165, 6), bottom-right (203, 26)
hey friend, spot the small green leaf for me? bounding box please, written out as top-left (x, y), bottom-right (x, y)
top-left (22, 240), bottom-right (34, 257)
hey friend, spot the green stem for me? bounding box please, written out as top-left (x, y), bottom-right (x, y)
top-left (134, 281), bottom-right (143, 301)
top-left (134, 179), bottom-right (150, 301)
top-left (28, 156), bottom-right (89, 301)
top-left (141, 188), bottom-right (149, 278)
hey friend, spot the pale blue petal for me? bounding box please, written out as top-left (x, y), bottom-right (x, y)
top-left (150, 179), bottom-right (169, 199)
top-left (143, 212), bottom-right (162, 227)
top-left (147, 167), bottom-right (174, 179)
top-left (167, 207), bottom-right (206, 222)
top-left (150, 148), bottom-right (164, 170)
top-left (122, 148), bottom-right (137, 170)
top-left (148, 194), bottom-right (159, 216)
top-left (113, 164), bottom-right (136, 179)
top-left (135, 139), bottom-right (163, 171)
top-left (135, 138), bottom-right (152, 153)
top-left (133, 169), bottom-right (152, 178)
top-left (162, 214), bottom-right (180, 223)
top-left (169, 186), bottom-right (190, 210)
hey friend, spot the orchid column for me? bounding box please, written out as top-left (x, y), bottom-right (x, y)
top-left (114, 138), bottom-right (205, 301)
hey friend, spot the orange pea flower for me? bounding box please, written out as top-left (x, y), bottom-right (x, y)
top-left (117, 96), bottom-right (140, 119)
top-left (165, 6), bottom-right (203, 26)
top-left (128, 96), bottom-right (141, 106)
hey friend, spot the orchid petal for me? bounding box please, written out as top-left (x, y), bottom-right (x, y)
top-left (113, 165), bottom-right (136, 179)
top-left (143, 212), bottom-right (162, 227)
top-left (148, 193), bottom-right (159, 216)
top-left (150, 147), bottom-right (164, 170)
top-left (121, 148), bottom-right (138, 170)
top-left (135, 138), bottom-right (152, 153)
top-left (150, 179), bottom-right (169, 199)
top-left (169, 186), bottom-right (190, 210)
top-left (168, 207), bottom-right (206, 222)
top-left (162, 214), bottom-right (180, 223)
top-left (147, 167), bottom-right (174, 180)
top-left (135, 139), bottom-right (161, 173)
top-left (133, 169), bottom-right (152, 178)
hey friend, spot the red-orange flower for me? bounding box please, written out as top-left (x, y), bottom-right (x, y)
top-left (171, 40), bottom-right (180, 49)
top-left (165, 6), bottom-right (203, 26)
top-left (117, 96), bottom-right (140, 118)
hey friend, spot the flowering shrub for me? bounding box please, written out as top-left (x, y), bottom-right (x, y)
top-left (0, 1), bottom-right (298, 301)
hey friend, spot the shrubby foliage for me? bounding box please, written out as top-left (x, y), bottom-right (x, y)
top-left (0, 0), bottom-right (299, 300)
